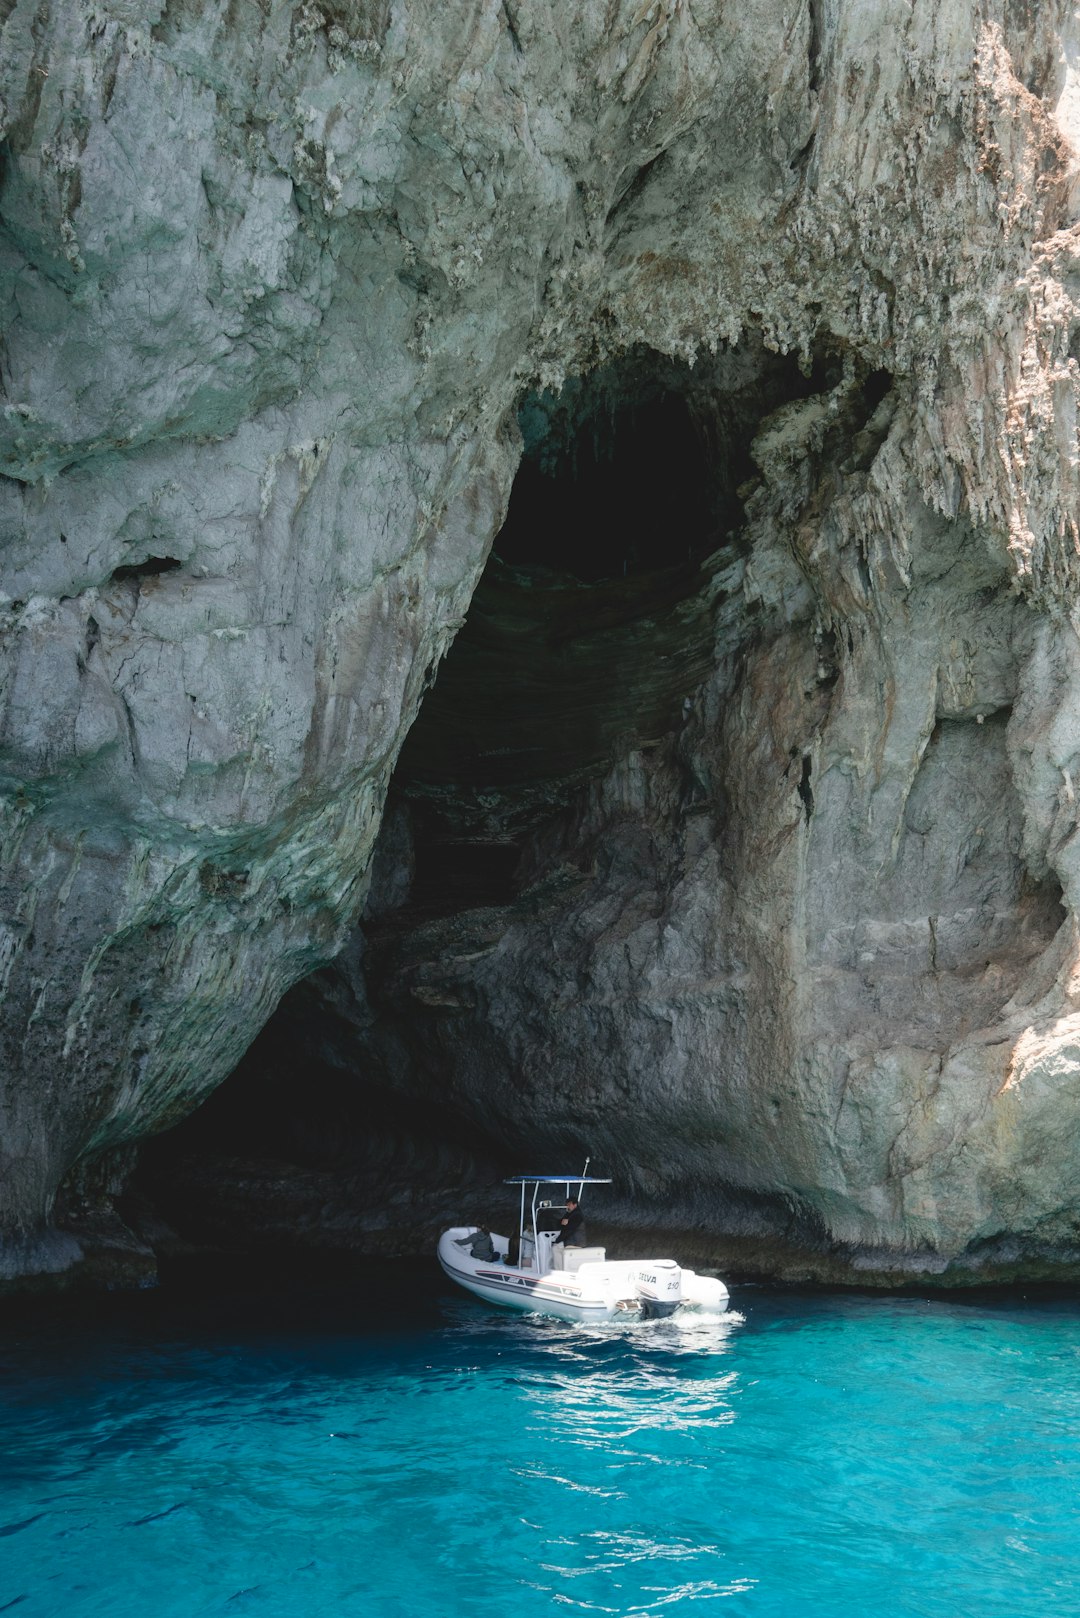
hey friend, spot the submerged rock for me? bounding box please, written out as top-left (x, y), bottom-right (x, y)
top-left (4, 0), bottom-right (1080, 1281)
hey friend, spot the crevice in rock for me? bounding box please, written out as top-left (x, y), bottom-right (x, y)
top-left (501, 0), bottom-right (523, 55)
top-left (797, 753), bottom-right (814, 823)
top-left (75, 614), bottom-right (100, 676)
top-left (605, 151), bottom-right (668, 236)
top-left (807, 0), bottom-right (821, 93)
top-left (110, 555), bottom-right (183, 585)
top-left (861, 367), bottom-right (892, 415)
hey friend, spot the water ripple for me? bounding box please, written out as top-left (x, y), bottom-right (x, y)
top-left (3, 1285), bottom-right (1080, 1616)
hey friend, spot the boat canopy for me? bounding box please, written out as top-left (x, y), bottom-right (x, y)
top-left (503, 1175), bottom-right (613, 1185)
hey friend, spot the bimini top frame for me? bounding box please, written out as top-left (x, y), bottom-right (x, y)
top-left (503, 1173), bottom-right (612, 1269)
top-left (502, 1176), bottom-right (614, 1186)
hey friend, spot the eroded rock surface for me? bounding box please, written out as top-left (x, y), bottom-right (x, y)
top-left (5, 0), bottom-right (1080, 1280)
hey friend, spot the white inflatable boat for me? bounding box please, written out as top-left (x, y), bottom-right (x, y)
top-left (438, 1174), bottom-right (728, 1323)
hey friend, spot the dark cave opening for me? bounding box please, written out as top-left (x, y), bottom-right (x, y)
top-left (110, 555), bottom-right (183, 583)
top-left (408, 833), bottom-right (522, 913)
top-left (134, 338), bottom-right (861, 1253)
top-left (496, 390), bottom-right (715, 580)
top-left (493, 342), bottom-right (842, 584)
top-left (132, 968), bottom-right (520, 1259)
top-left (81, 345), bottom-right (1080, 1286)
top-left (394, 341), bottom-right (841, 884)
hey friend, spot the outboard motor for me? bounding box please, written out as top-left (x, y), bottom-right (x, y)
top-left (632, 1260), bottom-right (682, 1318)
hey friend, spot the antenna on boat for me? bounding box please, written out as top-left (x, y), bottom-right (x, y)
top-left (578, 1156), bottom-right (590, 1200)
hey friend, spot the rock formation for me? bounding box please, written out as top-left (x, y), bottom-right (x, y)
top-left (5, 0), bottom-right (1080, 1282)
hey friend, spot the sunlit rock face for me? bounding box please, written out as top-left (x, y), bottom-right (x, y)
top-left (5, 0), bottom-right (1080, 1280)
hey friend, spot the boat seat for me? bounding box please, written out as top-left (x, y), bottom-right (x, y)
top-left (551, 1245), bottom-right (606, 1273)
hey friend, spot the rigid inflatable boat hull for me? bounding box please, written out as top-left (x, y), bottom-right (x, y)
top-left (438, 1228), bottom-right (729, 1324)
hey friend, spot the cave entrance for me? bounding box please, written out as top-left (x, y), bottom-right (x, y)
top-left (394, 341), bottom-right (836, 916)
top-left (133, 337), bottom-right (845, 1256)
top-left (495, 341), bottom-right (833, 581)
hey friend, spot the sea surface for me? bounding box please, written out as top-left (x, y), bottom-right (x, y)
top-left (2, 1266), bottom-right (1080, 1617)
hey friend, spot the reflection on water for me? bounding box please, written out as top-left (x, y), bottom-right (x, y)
top-left (435, 1306), bottom-right (754, 1613)
top-left (520, 1320), bottom-right (742, 1454)
top-left (3, 1280), bottom-right (1080, 1617)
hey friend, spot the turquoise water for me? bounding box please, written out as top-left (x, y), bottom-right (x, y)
top-left (3, 1271), bottom-right (1080, 1617)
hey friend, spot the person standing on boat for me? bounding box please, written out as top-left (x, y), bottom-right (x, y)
top-left (556, 1196), bottom-right (586, 1246)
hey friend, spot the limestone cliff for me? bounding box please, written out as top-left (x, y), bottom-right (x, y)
top-left (4, 0), bottom-right (1080, 1281)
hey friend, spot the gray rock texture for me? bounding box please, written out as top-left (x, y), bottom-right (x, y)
top-left (5, 0), bottom-right (1080, 1279)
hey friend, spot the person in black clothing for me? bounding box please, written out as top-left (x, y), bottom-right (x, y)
top-left (556, 1196), bottom-right (586, 1246)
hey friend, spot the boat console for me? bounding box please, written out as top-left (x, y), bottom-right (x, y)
top-left (549, 1245), bottom-right (606, 1273)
